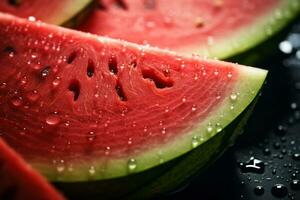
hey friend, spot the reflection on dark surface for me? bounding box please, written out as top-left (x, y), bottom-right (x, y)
top-left (166, 18), bottom-right (300, 200)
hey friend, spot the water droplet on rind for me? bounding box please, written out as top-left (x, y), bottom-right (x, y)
top-left (191, 136), bottom-right (200, 148)
top-left (128, 158), bottom-right (137, 173)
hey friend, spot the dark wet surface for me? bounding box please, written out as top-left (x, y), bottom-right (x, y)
top-left (167, 17), bottom-right (300, 200)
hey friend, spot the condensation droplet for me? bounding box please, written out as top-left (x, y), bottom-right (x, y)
top-left (230, 93), bottom-right (238, 101)
top-left (52, 77), bottom-right (61, 87)
top-left (89, 166), bottom-right (96, 175)
top-left (11, 97), bottom-right (23, 107)
top-left (192, 136), bottom-right (200, 148)
top-left (191, 104), bottom-right (197, 112)
top-left (46, 114), bottom-right (60, 126)
top-left (207, 123), bottom-right (213, 134)
top-left (128, 158), bottom-right (137, 172)
top-left (28, 16), bottom-right (36, 22)
top-left (279, 40), bottom-right (293, 54)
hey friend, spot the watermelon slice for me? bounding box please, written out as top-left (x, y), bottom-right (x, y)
top-left (0, 138), bottom-right (65, 200)
top-left (0, 12), bottom-right (267, 198)
top-left (79, 0), bottom-right (300, 58)
top-left (0, 0), bottom-right (93, 25)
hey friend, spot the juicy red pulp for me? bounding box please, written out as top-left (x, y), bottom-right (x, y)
top-left (79, 0), bottom-right (279, 50)
top-left (0, 15), bottom-right (237, 166)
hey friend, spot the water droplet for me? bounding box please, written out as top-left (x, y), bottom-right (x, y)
top-left (230, 104), bottom-right (235, 110)
top-left (165, 107), bottom-right (169, 113)
top-left (27, 90), bottom-right (39, 102)
top-left (56, 160), bottom-right (65, 173)
top-left (87, 131), bottom-right (96, 142)
top-left (291, 102), bottom-right (298, 110)
top-left (28, 16), bottom-right (36, 22)
top-left (11, 97), bottom-right (23, 107)
top-left (161, 128), bottom-right (166, 134)
top-left (216, 123), bottom-right (223, 132)
top-left (52, 77), bottom-right (61, 87)
top-left (128, 158), bottom-right (137, 172)
top-left (276, 125), bottom-right (287, 136)
top-left (292, 153), bottom-right (300, 161)
top-left (239, 157), bottom-right (265, 174)
top-left (254, 185), bottom-right (264, 195)
top-left (279, 40), bottom-right (293, 54)
top-left (207, 123), bottom-right (213, 134)
top-left (291, 179), bottom-right (300, 190)
top-left (191, 104), bottom-right (197, 112)
top-left (143, 127), bottom-right (148, 132)
top-left (46, 114), bottom-right (60, 126)
top-left (182, 97), bottom-right (186, 103)
top-left (271, 184), bottom-right (288, 197)
top-left (230, 93), bottom-right (238, 101)
top-left (263, 148), bottom-right (271, 155)
top-left (89, 166), bottom-right (96, 175)
top-left (191, 136), bottom-right (200, 148)
top-left (227, 72), bottom-right (232, 79)
top-left (273, 142), bottom-right (281, 149)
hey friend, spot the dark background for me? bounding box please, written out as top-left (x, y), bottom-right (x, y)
top-left (167, 17), bottom-right (300, 200)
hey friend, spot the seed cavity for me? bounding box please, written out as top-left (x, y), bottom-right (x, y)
top-left (115, 81), bottom-right (127, 101)
top-left (40, 66), bottom-right (51, 78)
top-left (115, 0), bottom-right (128, 10)
top-left (67, 51), bottom-right (77, 64)
top-left (68, 80), bottom-right (80, 101)
top-left (87, 59), bottom-right (95, 77)
top-left (130, 59), bottom-right (137, 68)
top-left (8, 0), bottom-right (21, 6)
top-left (3, 46), bottom-right (15, 54)
top-left (108, 55), bottom-right (118, 75)
top-left (142, 68), bottom-right (173, 89)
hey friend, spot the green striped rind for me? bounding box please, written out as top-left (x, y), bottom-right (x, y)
top-left (35, 62), bottom-right (267, 182)
top-left (178, 0), bottom-right (300, 59)
top-left (47, 0), bottom-right (93, 25)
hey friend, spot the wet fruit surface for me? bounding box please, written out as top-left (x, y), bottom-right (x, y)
top-left (165, 17), bottom-right (300, 200)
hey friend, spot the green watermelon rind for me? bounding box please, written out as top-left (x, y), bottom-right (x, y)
top-left (178, 0), bottom-right (300, 59)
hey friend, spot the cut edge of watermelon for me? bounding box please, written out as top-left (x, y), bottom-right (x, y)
top-left (33, 60), bottom-right (267, 182)
top-left (178, 0), bottom-right (299, 59)
top-left (45, 0), bottom-right (93, 25)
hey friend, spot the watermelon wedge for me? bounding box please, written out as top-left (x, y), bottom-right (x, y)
top-left (79, 0), bottom-right (300, 58)
top-left (0, 12), bottom-right (267, 199)
top-left (0, 0), bottom-right (93, 25)
top-left (0, 138), bottom-right (65, 200)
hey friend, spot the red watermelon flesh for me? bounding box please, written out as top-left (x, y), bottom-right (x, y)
top-left (0, 139), bottom-right (65, 200)
top-left (0, 0), bottom-right (92, 25)
top-left (0, 12), bottom-right (266, 181)
top-left (78, 0), bottom-right (300, 58)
